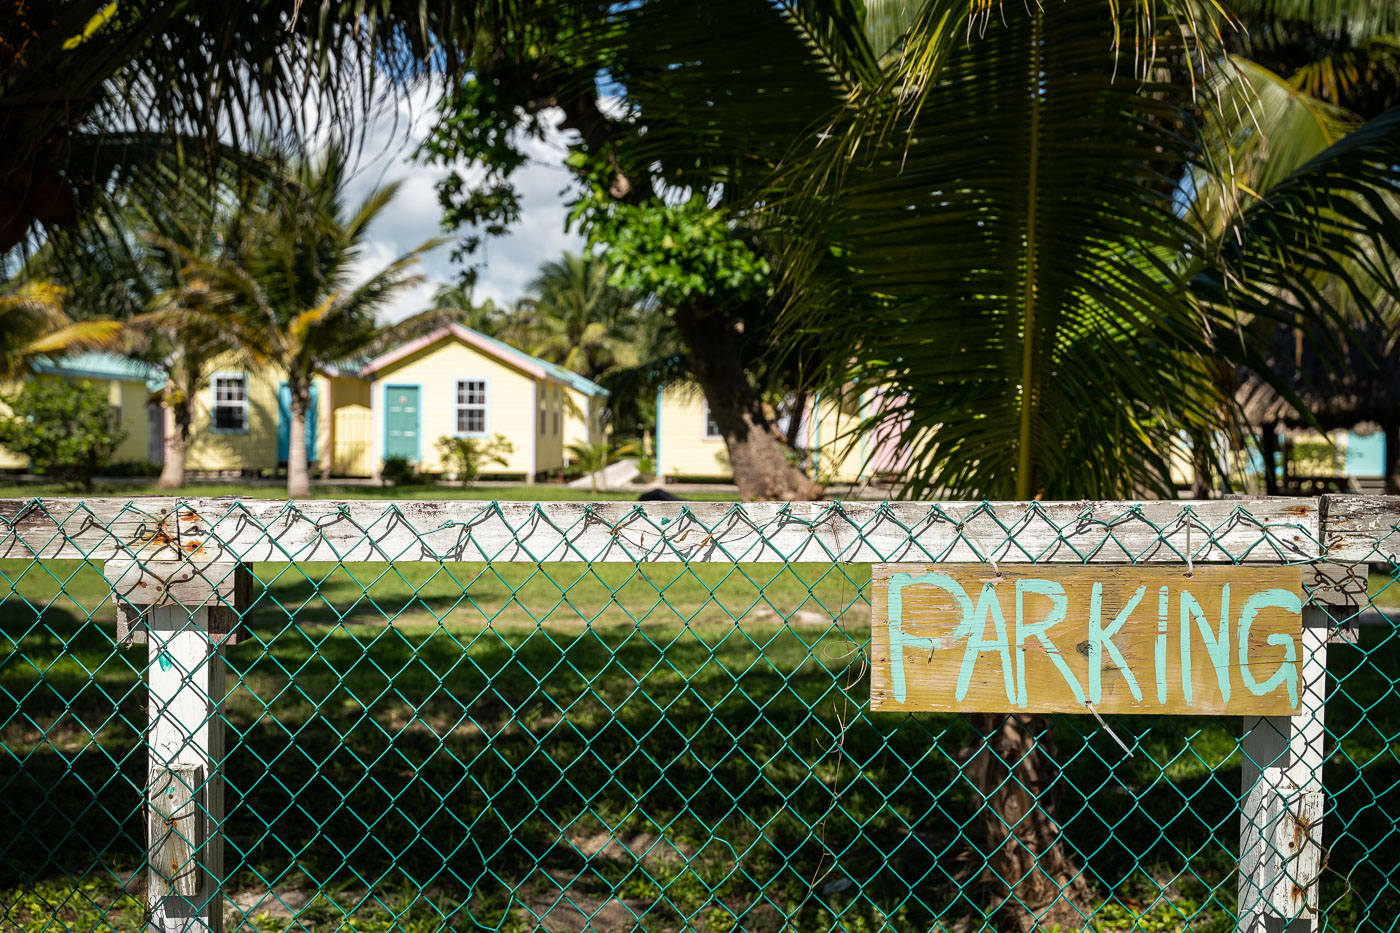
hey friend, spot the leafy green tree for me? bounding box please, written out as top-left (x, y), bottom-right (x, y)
top-left (418, 0), bottom-right (855, 500)
top-left (0, 378), bottom-right (126, 489)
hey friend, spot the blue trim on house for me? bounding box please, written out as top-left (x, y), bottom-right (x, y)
top-left (383, 383), bottom-right (423, 462)
top-left (277, 382), bottom-right (320, 462)
top-left (209, 370), bottom-right (251, 435)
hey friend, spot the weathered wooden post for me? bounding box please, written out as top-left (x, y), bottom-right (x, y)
top-left (1236, 559), bottom-right (1361, 933)
top-left (106, 556), bottom-right (248, 933)
top-left (1237, 604), bottom-right (1328, 933)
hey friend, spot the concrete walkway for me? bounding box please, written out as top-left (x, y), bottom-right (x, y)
top-left (568, 458), bottom-right (641, 492)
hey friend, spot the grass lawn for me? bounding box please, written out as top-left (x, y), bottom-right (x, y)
top-left (1, 558), bottom-right (1397, 932)
top-left (0, 481), bottom-right (739, 502)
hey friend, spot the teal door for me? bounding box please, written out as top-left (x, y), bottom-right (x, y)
top-left (277, 382), bottom-right (319, 462)
top-left (384, 385), bottom-right (420, 460)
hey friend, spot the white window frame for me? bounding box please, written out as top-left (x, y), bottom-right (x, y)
top-left (453, 378), bottom-right (489, 437)
top-left (211, 372), bottom-right (249, 434)
top-left (702, 398), bottom-right (722, 440)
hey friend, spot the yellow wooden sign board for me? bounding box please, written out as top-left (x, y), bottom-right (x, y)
top-left (870, 564), bottom-right (1304, 715)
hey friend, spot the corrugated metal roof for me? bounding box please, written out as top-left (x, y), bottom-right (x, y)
top-left (32, 353), bottom-right (165, 392)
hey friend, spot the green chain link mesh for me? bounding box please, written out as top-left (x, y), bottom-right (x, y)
top-left (0, 498), bottom-right (1395, 932)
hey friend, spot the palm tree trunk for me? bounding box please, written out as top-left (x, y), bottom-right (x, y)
top-left (672, 300), bottom-right (822, 501)
top-left (287, 379), bottom-right (312, 499)
top-left (1190, 428), bottom-right (1212, 499)
top-left (1261, 423), bottom-right (1279, 496)
top-left (966, 713), bottom-right (1090, 932)
top-left (157, 392), bottom-right (192, 491)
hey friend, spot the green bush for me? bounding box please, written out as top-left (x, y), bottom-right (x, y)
top-left (380, 455), bottom-right (419, 487)
top-left (0, 379), bottom-right (126, 490)
top-left (435, 433), bottom-right (514, 483)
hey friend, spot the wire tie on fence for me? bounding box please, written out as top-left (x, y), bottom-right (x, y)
top-left (1185, 518), bottom-right (1193, 577)
top-left (1084, 701), bottom-right (1134, 757)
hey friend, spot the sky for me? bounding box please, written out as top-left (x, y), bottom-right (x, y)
top-left (341, 83), bottom-right (582, 321)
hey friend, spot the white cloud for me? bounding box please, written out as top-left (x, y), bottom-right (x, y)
top-left (341, 83), bottom-right (582, 321)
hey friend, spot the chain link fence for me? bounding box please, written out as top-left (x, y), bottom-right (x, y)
top-left (0, 496), bottom-right (1395, 932)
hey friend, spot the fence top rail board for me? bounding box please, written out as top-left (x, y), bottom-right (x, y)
top-left (1322, 494), bottom-right (1400, 562)
top-left (0, 496), bottom-right (1337, 564)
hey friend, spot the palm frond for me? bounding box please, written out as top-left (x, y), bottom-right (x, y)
top-left (1189, 55), bottom-right (1359, 237)
top-left (776, 0), bottom-right (1222, 499)
top-left (1222, 0), bottom-right (1400, 39)
top-left (22, 319), bottom-right (125, 356)
top-left (1201, 104), bottom-right (1400, 330)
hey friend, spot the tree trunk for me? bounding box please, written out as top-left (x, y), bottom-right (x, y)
top-left (1385, 419), bottom-right (1400, 495)
top-left (672, 301), bottom-right (823, 501)
top-left (785, 391), bottom-right (808, 448)
top-left (1190, 429), bottom-right (1212, 499)
top-left (966, 713), bottom-right (1090, 932)
top-left (157, 390), bottom-right (193, 491)
top-left (287, 379), bottom-right (312, 499)
top-left (1282, 434), bottom-right (1294, 491)
top-left (1260, 423), bottom-right (1279, 496)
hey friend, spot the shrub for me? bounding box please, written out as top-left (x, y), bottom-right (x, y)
top-left (380, 455), bottom-right (418, 487)
top-left (435, 433), bottom-right (514, 483)
top-left (0, 379), bottom-right (126, 490)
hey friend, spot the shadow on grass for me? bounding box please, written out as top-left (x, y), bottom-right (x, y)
top-left (2, 592), bottom-right (1398, 932)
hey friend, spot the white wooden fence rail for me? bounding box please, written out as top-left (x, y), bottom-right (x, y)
top-left (0, 495), bottom-right (1395, 933)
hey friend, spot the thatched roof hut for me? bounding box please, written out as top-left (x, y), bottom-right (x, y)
top-left (1236, 322), bottom-right (1398, 491)
top-left (1237, 322), bottom-right (1398, 431)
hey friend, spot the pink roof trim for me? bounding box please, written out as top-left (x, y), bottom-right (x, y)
top-left (358, 323), bottom-right (549, 380)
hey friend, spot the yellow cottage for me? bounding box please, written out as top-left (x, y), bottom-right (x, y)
top-left (655, 381), bottom-right (906, 484)
top-left (182, 351), bottom-right (336, 477)
top-left (0, 353), bottom-right (164, 471)
top-left (356, 324), bottom-right (607, 480)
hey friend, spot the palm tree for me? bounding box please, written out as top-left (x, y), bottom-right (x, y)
top-left (430, 283), bottom-right (514, 337)
top-left (758, 3), bottom-right (1400, 926)
top-left (0, 280), bottom-right (122, 378)
top-left (567, 439), bottom-right (639, 492)
top-left (198, 146), bottom-right (441, 498)
top-left (517, 252), bottom-right (642, 381)
top-left (776, 1), bottom-right (1400, 505)
top-left (136, 193), bottom-right (259, 490)
top-left (0, 1), bottom-right (479, 256)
